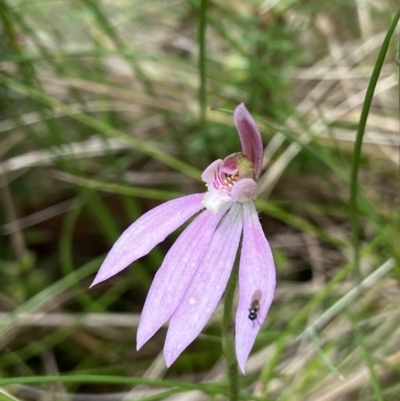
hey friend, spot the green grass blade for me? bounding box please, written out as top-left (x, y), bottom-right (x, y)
top-left (350, 8), bottom-right (400, 276)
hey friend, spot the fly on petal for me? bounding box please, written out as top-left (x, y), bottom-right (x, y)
top-left (235, 202), bottom-right (276, 374)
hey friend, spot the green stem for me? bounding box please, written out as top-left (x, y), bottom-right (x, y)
top-left (396, 31), bottom-right (400, 218)
top-left (222, 262), bottom-right (239, 401)
top-left (198, 0), bottom-right (207, 127)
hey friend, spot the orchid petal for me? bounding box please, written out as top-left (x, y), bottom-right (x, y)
top-left (137, 205), bottom-right (229, 349)
top-left (220, 155), bottom-right (240, 174)
top-left (234, 104), bottom-right (263, 180)
top-left (231, 178), bottom-right (257, 203)
top-left (164, 203), bottom-right (243, 366)
top-left (91, 194), bottom-right (204, 287)
top-left (235, 201), bottom-right (275, 374)
top-left (201, 159), bottom-right (223, 183)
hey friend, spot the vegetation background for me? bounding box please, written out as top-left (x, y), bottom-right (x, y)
top-left (0, 0), bottom-right (399, 400)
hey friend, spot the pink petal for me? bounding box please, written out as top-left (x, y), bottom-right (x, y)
top-left (235, 201), bottom-right (276, 374)
top-left (231, 178), bottom-right (257, 203)
top-left (91, 194), bottom-right (204, 287)
top-left (201, 159), bottom-right (222, 183)
top-left (136, 206), bottom-right (228, 349)
top-left (234, 104), bottom-right (263, 180)
top-left (220, 155), bottom-right (239, 174)
top-left (163, 203), bottom-right (243, 366)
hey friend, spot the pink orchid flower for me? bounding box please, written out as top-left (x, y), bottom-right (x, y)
top-left (91, 103), bottom-right (276, 373)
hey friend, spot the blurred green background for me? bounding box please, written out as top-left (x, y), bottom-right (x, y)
top-left (0, 0), bottom-right (399, 400)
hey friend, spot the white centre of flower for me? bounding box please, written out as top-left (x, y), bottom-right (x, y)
top-left (202, 188), bottom-right (231, 214)
top-left (201, 154), bottom-right (256, 213)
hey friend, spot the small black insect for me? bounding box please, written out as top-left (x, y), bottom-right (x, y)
top-left (248, 289), bottom-right (262, 326)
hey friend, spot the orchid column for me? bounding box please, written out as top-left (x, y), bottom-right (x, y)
top-left (91, 104), bottom-right (276, 378)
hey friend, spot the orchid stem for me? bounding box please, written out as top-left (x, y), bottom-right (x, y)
top-left (222, 262), bottom-right (239, 401)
